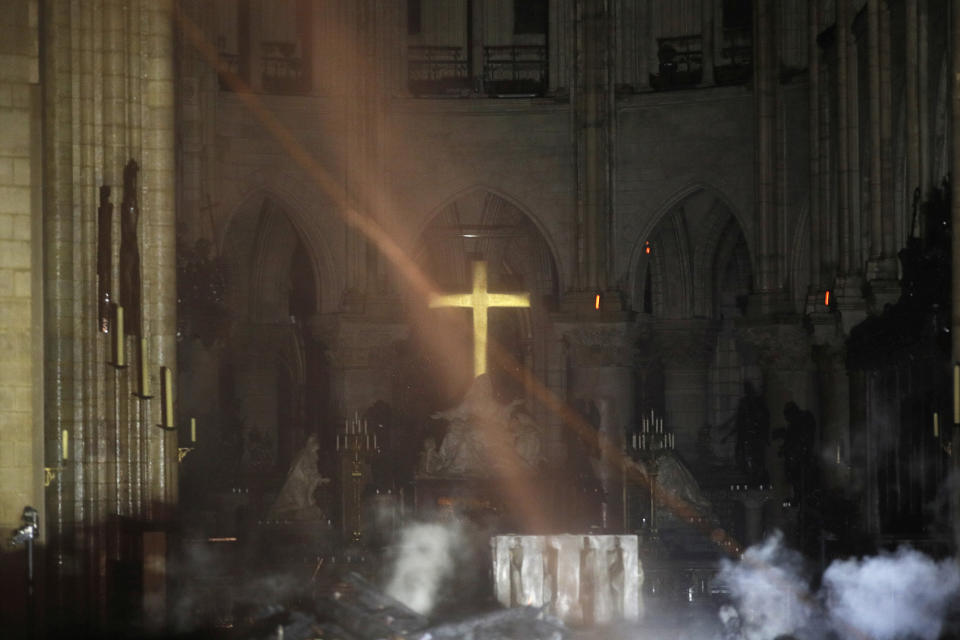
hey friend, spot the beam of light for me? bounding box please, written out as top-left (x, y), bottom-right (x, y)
top-left (172, 3), bottom-right (742, 547)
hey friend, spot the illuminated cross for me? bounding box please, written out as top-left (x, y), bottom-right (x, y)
top-left (429, 260), bottom-right (530, 378)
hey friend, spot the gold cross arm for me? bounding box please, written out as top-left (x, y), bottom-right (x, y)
top-left (429, 261), bottom-right (530, 378)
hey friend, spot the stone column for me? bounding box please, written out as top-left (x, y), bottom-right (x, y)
top-left (701, 0), bottom-right (715, 86)
top-left (950, 0), bottom-right (960, 553)
top-left (315, 314), bottom-right (408, 423)
top-left (654, 320), bottom-right (717, 457)
top-left (560, 320), bottom-right (636, 531)
top-left (42, 0), bottom-right (178, 625)
top-left (753, 0), bottom-right (780, 301)
top-left (572, 0), bottom-right (615, 295)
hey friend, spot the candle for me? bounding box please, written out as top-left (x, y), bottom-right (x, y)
top-left (190, 417), bottom-right (196, 443)
top-left (934, 412), bottom-right (940, 438)
top-left (836, 442), bottom-right (841, 464)
top-left (954, 363), bottom-right (959, 424)
top-left (139, 338), bottom-right (150, 397)
top-left (114, 305), bottom-right (125, 367)
top-left (336, 435), bottom-right (340, 451)
top-left (366, 434), bottom-right (370, 449)
top-left (162, 366), bottom-right (174, 428)
top-left (374, 433), bottom-right (377, 449)
top-left (62, 429), bottom-right (69, 461)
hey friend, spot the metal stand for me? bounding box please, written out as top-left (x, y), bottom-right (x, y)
top-left (10, 506), bottom-right (39, 637)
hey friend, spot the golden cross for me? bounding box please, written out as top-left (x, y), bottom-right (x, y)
top-left (429, 261), bottom-right (530, 378)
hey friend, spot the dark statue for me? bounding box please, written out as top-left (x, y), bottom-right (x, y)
top-left (774, 401), bottom-right (817, 503)
top-left (722, 381), bottom-right (770, 485)
top-left (119, 159), bottom-right (142, 334)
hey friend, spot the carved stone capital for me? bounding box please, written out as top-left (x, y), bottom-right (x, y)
top-left (736, 320), bottom-right (812, 372)
top-left (560, 321), bottom-right (636, 368)
top-left (651, 319), bottom-right (718, 369)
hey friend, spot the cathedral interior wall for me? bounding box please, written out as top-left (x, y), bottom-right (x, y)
top-left (0, 0), bottom-right (40, 542)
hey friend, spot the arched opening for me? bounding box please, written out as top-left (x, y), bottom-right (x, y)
top-left (179, 194), bottom-right (328, 509)
top-left (411, 189), bottom-right (558, 403)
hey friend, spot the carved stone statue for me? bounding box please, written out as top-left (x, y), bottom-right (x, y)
top-left (267, 434), bottom-right (330, 521)
top-left (418, 374), bottom-right (544, 477)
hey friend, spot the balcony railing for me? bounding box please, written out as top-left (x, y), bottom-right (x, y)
top-left (261, 41), bottom-right (306, 94)
top-left (716, 26), bottom-right (753, 86)
top-left (483, 45), bottom-right (547, 96)
top-left (217, 52), bottom-right (241, 91)
top-left (650, 35), bottom-right (703, 89)
top-left (408, 45), bottom-right (471, 96)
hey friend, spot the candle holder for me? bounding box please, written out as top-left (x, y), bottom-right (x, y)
top-left (336, 412), bottom-right (378, 543)
top-left (43, 466), bottom-right (63, 487)
top-left (627, 409), bottom-right (675, 540)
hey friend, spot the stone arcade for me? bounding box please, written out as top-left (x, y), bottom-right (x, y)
top-left (1, 0), bottom-right (959, 637)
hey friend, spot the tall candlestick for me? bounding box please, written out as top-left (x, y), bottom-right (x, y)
top-left (934, 412), bottom-right (940, 438)
top-left (954, 363), bottom-right (959, 424)
top-left (62, 429), bottom-right (69, 461)
top-left (162, 366), bottom-right (174, 428)
top-left (190, 417), bottom-right (196, 443)
top-left (113, 305), bottom-right (125, 367)
top-left (139, 338), bottom-right (151, 397)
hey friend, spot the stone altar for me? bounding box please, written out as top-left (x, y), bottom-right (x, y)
top-left (491, 534), bottom-right (642, 625)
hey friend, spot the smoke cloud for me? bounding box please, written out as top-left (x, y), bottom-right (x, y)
top-left (714, 532), bottom-right (960, 640)
top-left (716, 531), bottom-right (817, 640)
top-left (384, 520), bottom-right (463, 616)
top-left (823, 547), bottom-right (960, 640)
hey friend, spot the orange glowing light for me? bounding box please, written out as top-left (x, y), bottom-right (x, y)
top-left (824, 290), bottom-right (830, 307)
top-left (595, 293), bottom-right (601, 310)
top-left (645, 241), bottom-right (651, 254)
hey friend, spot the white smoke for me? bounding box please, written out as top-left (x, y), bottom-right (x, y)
top-left (716, 531), bottom-right (816, 640)
top-left (822, 547), bottom-right (960, 640)
top-left (384, 521), bottom-right (462, 616)
top-left (716, 532), bottom-right (960, 640)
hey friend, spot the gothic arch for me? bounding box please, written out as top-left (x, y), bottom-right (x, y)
top-left (629, 185), bottom-right (751, 319)
top-left (415, 184), bottom-right (565, 294)
top-left (220, 168), bottom-right (343, 312)
top-left (221, 188), bottom-right (337, 315)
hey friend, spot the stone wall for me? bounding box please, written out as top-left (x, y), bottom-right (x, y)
top-left (0, 0), bottom-right (40, 544)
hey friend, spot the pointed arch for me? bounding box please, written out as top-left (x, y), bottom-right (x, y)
top-left (415, 184), bottom-right (566, 294)
top-left (628, 184), bottom-right (752, 318)
top-left (221, 188), bottom-right (338, 315)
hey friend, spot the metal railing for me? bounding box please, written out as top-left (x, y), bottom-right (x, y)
top-left (482, 45), bottom-right (547, 96)
top-left (716, 26), bottom-right (752, 86)
top-left (217, 52), bottom-right (241, 91)
top-left (261, 41), bottom-right (306, 94)
top-left (651, 35), bottom-right (703, 89)
top-left (408, 45), bottom-right (471, 96)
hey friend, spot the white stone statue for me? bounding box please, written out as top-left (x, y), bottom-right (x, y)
top-left (266, 434), bottom-right (330, 521)
top-left (418, 374), bottom-right (544, 477)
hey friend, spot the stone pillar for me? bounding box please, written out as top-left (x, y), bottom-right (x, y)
top-left (315, 315), bottom-right (407, 422)
top-left (0, 4), bottom-right (42, 634)
top-left (560, 320), bottom-right (636, 531)
top-left (701, 0), bottom-right (715, 86)
top-left (752, 0), bottom-right (781, 304)
top-left (950, 0), bottom-right (960, 554)
top-left (813, 344), bottom-right (851, 490)
top-left (41, 0), bottom-right (178, 625)
top-left (572, 0), bottom-right (615, 294)
top-left (654, 320), bottom-right (717, 457)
